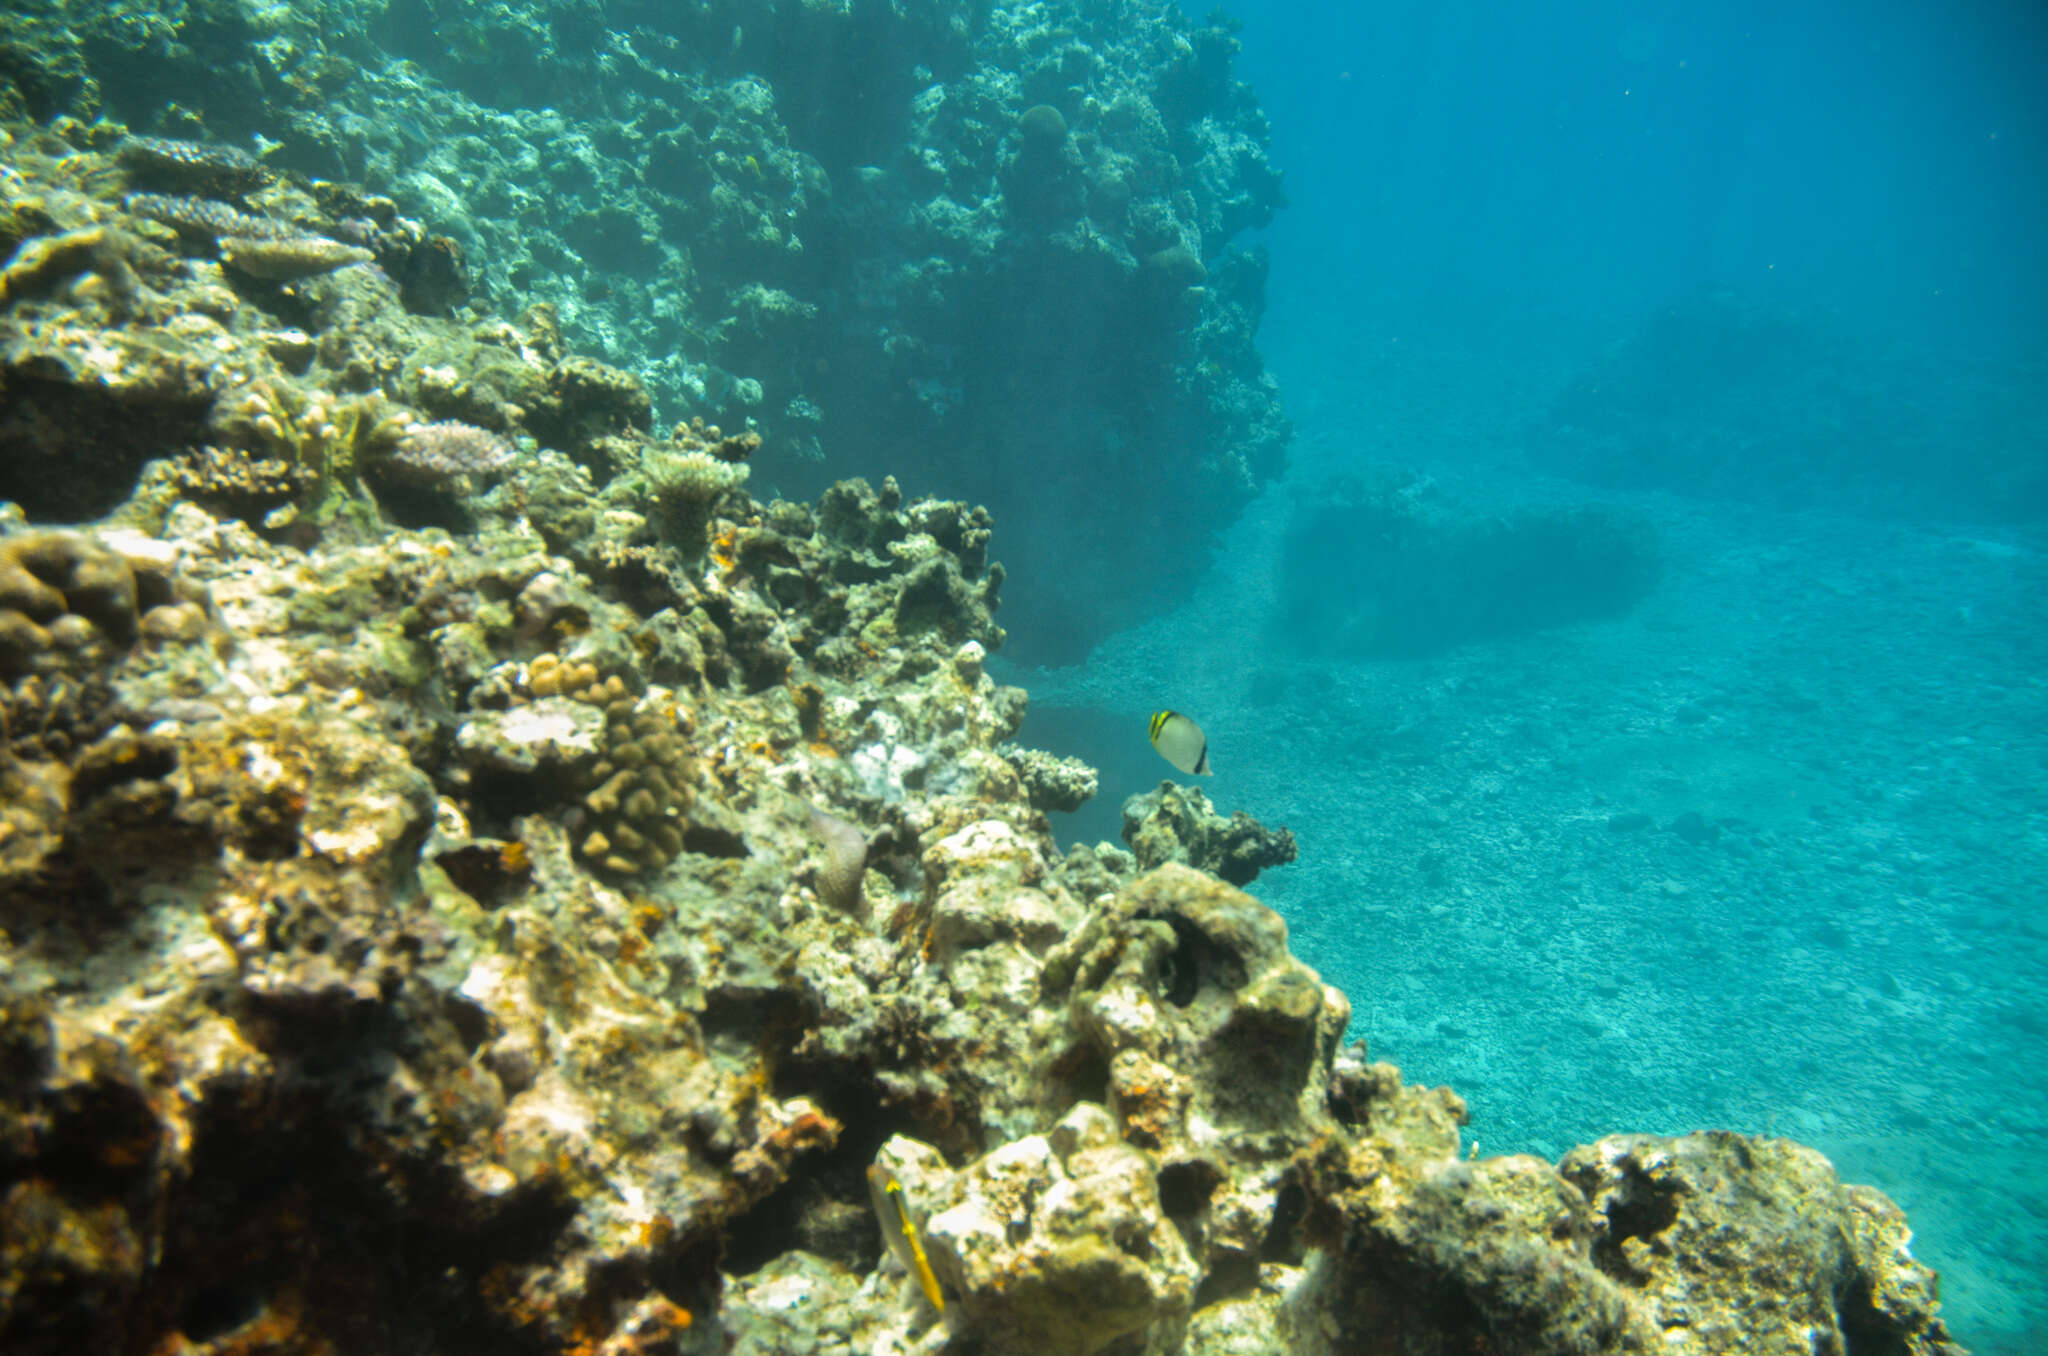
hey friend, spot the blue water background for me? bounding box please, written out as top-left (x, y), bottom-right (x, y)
top-left (1017, 1), bottom-right (2047, 1348)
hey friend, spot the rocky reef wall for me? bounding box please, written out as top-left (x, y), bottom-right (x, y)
top-left (0, 0), bottom-right (1291, 662)
top-left (0, 120), bottom-right (1965, 1355)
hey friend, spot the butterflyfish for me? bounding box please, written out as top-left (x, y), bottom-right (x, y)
top-left (1148, 709), bottom-right (1212, 776)
top-left (867, 1164), bottom-right (945, 1313)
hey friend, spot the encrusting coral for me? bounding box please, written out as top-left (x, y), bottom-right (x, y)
top-left (115, 133), bottom-right (271, 191)
top-left (392, 418), bottom-right (520, 480)
top-left (216, 232), bottom-right (374, 280)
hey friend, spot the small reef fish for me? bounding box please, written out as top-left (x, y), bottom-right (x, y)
top-left (1148, 709), bottom-right (1212, 776)
top-left (867, 1164), bottom-right (945, 1313)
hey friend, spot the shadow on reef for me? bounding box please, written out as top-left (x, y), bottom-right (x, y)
top-left (0, 106), bottom-right (1962, 1356)
top-left (1273, 468), bottom-right (1660, 660)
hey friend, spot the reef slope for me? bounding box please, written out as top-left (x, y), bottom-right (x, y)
top-left (0, 125), bottom-right (1962, 1355)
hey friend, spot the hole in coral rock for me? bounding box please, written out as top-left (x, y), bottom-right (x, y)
top-left (1589, 1165), bottom-right (1682, 1282)
top-left (433, 840), bottom-right (533, 909)
top-left (1155, 914), bottom-right (1245, 1007)
top-left (722, 1048), bottom-right (923, 1278)
top-left (1158, 1158), bottom-right (1224, 1219)
top-left (1260, 1179), bottom-right (1307, 1265)
top-left (441, 992), bottom-right (492, 1054)
top-left (682, 821), bottom-right (750, 858)
top-left (1209, 1007), bottom-right (1318, 1128)
top-left (1047, 1041), bottom-right (1109, 1112)
top-left (180, 1281), bottom-right (266, 1343)
top-left (700, 989), bottom-right (808, 1064)
top-left (1835, 1273), bottom-right (1913, 1356)
top-left (1192, 1247), bottom-right (1260, 1310)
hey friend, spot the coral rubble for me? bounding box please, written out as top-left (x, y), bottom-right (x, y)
top-left (0, 53), bottom-right (1960, 1356)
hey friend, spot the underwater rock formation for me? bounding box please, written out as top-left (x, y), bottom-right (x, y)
top-left (1275, 467), bottom-right (1661, 659)
top-left (0, 0), bottom-right (1290, 662)
top-left (0, 98), bottom-right (1959, 1356)
top-left (1122, 779), bottom-right (1298, 886)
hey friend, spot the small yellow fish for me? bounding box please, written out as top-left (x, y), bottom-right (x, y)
top-left (867, 1164), bottom-right (945, 1312)
top-left (1148, 709), bottom-right (1212, 776)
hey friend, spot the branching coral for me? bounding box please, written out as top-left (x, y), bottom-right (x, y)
top-left (643, 445), bottom-right (750, 552)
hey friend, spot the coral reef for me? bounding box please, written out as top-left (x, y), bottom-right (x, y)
top-left (1004, 744), bottom-right (1100, 814)
top-left (0, 52), bottom-right (1962, 1356)
top-left (0, 0), bottom-right (1292, 661)
top-left (1121, 780), bottom-right (1299, 887)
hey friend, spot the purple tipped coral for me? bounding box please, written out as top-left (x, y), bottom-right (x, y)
top-left (390, 421), bottom-right (517, 479)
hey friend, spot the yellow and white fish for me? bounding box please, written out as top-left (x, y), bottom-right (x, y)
top-left (1148, 709), bottom-right (1212, 776)
top-left (867, 1164), bottom-right (945, 1313)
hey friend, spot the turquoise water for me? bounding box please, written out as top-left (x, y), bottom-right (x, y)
top-left (1019, 325), bottom-right (2047, 1351)
top-left (1020, 3), bottom-right (2047, 1349)
top-left (9, 0), bottom-right (2040, 1345)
